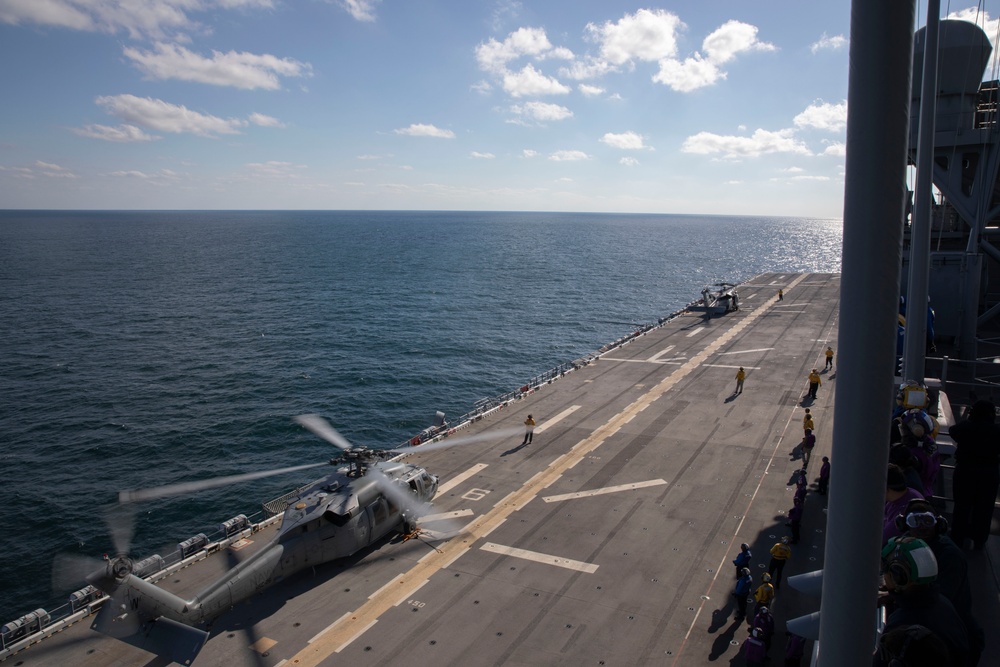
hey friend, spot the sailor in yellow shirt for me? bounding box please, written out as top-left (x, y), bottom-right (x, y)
top-left (824, 346), bottom-right (834, 369)
top-left (807, 368), bottom-right (821, 399)
top-left (521, 414), bottom-right (535, 445)
top-left (767, 537), bottom-right (792, 589)
top-left (735, 367), bottom-right (746, 394)
top-left (803, 408), bottom-right (814, 432)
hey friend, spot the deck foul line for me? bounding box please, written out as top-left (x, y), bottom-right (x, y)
top-left (480, 542), bottom-right (599, 573)
top-left (436, 463), bottom-right (488, 496)
top-left (542, 479), bottom-right (667, 502)
top-left (535, 405), bottom-right (580, 433)
top-left (286, 275), bottom-right (808, 667)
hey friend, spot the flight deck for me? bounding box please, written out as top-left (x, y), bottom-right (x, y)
top-left (7, 272), bottom-right (994, 666)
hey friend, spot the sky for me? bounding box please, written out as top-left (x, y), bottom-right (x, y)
top-left (0, 1), bottom-right (996, 218)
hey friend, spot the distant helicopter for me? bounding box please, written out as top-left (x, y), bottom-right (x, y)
top-left (57, 415), bottom-right (516, 665)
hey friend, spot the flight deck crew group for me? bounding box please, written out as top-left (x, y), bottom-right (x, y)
top-left (737, 337), bottom-right (840, 665)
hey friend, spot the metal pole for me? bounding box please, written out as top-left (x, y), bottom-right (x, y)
top-left (903, 0), bottom-right (941, 383)
top-left (820, 1), bottom-right (916, 664)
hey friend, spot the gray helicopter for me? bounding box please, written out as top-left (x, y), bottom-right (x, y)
top-left (61, 415), bottom-right (516, 665)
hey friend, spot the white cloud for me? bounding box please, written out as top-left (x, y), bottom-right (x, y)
top-left (393, 123), bottom-right (456, 138)
top-left (248, 112), bottom-right (285, 127)
top-left (600, 131), bottom-right (648, 150)
top-left (587, 8), bottom-right (683, 65)
top-left (33, 161), bottom-right (78, 178)
top-left (476, 26), bottom-right (553, 72)
top-left (653, 56), bottom-right (723, 92)
top-left (620, 156), bottom-right (639, 166)
top-left (701, 20), bottom-right (775, 65)
top-left (549, 150), bottom-right (589, 161)
top-left (522, 149), bottom-right (539, 158)
top-left (650, 19), bottom-right (773, 93)
top-left (811, 33), bottom-right (848, 53)
top-left (471, 80), bottom-right (492, 95)
top-left (338, 0), bottom-right (381, 22)
top-left (471, 151), bottom-right (495, 159)
top-left (794, 100), bottom-right (847, 131)
top-left (578, 83), bottom-right (605, 96)
top-left (681, 128), bottom-right (811, 158)
top-left (502, 64), bottom-right (570, 97)
top-left (95, 94), bottom-right (247, 137)
top-left (823, 142), bottom-right (847, 157)
top-left (0, 0), bottom-right (275, 39)
top-left (73, 123), bottom-right (160, 142)
top-left (510, 101), bottom-right (573, 121)
top-left (124, 43), bottom-right (312, 90)
top-left (246, 160), bottom-right (305, 177)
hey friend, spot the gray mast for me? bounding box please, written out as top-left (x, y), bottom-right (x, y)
top-left (902, 0), bottom-right (940, 383)
top-left (819, 1), bottom-right (915, 664)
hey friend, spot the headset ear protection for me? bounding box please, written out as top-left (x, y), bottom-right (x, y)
top-left (893, 510), bottom-right (949, 535)
top-left (881, 542), bottom-right (912, 588)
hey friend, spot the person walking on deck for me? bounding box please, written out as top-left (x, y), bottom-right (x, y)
top-left (817, 456), bottom-right (831, 495)
top-left (824, 346), bottom-right (834, 369)
top-left (802, 408), bottom-right (814, 433)
top-left (521, 415), bottom-right (535, 445)
top-left (734, 567), bottom-right (753, 621)
top-left (807, 369), bottom-right (821, 399)
top-left (735, 367), bottom-right (746, 394)
top-left (778, 289), bottom-right (784, 301)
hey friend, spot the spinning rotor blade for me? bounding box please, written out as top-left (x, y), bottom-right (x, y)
top-left (106, 504), bottom-right (135, 557)
top-left (52, 553), bottom-right (104, 592)
top-left (388, 426), bottom-right (522, 455)
top-left (119, 462), bottom-right (329, 504)
top-left (293, 414), bottom-right (355, 450)
top-left (367, 468), bottom-right (434, 519)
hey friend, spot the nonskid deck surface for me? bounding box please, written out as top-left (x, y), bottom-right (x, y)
top-left (13, 272), bottom-right (847, 666)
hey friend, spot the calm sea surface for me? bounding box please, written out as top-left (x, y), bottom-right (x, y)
top-left (0, 210), bottom-right (842, 621)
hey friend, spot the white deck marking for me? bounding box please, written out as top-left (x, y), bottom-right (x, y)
top-left (702, 363), bottom-right (761, 370)
top-left (646, 345), bottom-right (675, 362)
top-left (542, 479), bottom-right (667, 503)
top-left (717, 347), bottom-right (773, 355)
top-left (308, 611), bottom-right (356, 644)
top-left (332, 619), bottom-right (378, 653)
top-left (535, 405), bottom-right (580, 433)
top-left (686, 326), bottom-right (705, 337)
top-left (601, 356), bottom-right (686, 364)
top-left (480, 543), bottom-right (599, 573)
top-left (436, 463), bottom-right (488, 496)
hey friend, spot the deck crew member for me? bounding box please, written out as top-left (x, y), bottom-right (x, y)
top-left (521, 414), bottom-right (535, 445)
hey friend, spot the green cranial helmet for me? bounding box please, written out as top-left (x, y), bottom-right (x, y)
top-left (881, 536), bottom-right (938, 586)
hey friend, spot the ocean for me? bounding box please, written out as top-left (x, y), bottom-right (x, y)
top-left (0, 210), bottom-right (842, 623)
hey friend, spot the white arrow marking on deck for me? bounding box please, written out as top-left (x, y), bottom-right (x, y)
top-left (287, 275), bottom-right (810, 666)
top-left (436, 463), bottom-right (488, 496)
top-left (535, 405), bottom-right (580, 433)
top-left (686, 326), bottom-right (705, 337)
top-left (717, 347), bottom-right (773, 355)
top-left (646, 345), bottom-right (675, 362)
top-left (600, 356), bottom-right (686, 364)
top-left (542, 478), bottom-right (667, 502)
top-left (480, 542), bottom-right (599, 573)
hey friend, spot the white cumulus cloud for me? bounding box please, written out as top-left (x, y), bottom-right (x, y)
top-left (794, 100), bottom-right (847, 131)
top-left (587, 8), bottom-right (683, 65)
top-left (502, 64), bottom-right (570, 97)
top-left (549, 150), bottom-right (589, 161)
top-left (600, 131), bottom-right (648, 150)
top-left (681, 128), bottom-right (811, 158)
top-left (511, 101), bottom-right (573, 122)
top-left (811, 33), bottom-right (848, 53)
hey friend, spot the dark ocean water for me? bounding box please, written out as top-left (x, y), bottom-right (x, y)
top-left (0, 210), bottom-right (842, 622)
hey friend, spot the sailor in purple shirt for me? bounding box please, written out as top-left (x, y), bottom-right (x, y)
top-left (884, 463), bottom-right (925, 544)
